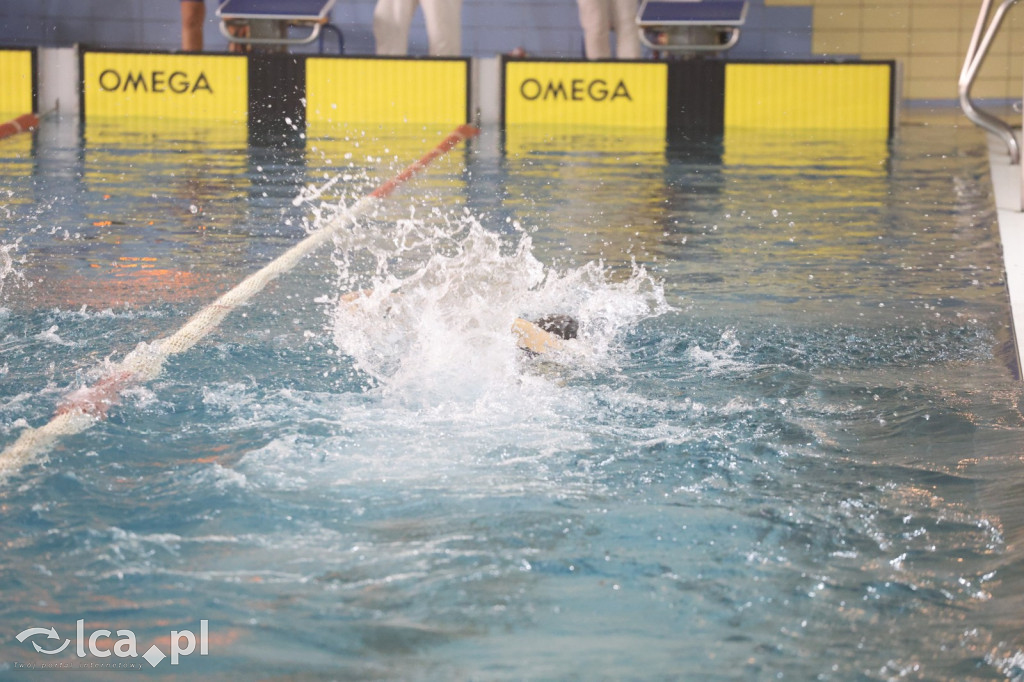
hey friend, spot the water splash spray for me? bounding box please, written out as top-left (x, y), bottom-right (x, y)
top-left (0, 241), bottom-right (21, 299)
top-left (330, 205), bottom-right (670, 403)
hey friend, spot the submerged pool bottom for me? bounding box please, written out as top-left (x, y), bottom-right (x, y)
top-left (0, 118), bottom-right (1023, 680)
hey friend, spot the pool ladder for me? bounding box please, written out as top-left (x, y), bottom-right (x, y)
top-left (962, 0), bottom-right (1024, 380)
top-left (960, 0), bottom-right (1021, 165)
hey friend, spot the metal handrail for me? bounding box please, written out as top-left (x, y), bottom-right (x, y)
top-left (960, 0), bottom-right (1021, 164)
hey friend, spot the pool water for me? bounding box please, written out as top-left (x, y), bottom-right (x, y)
top-left (1, 116), bottom-right (1023, 680)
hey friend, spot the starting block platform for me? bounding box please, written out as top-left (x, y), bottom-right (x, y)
top-left (216, 0), bottom-right (338, 48)
top-left (636, 0), bottom-right (748, 55)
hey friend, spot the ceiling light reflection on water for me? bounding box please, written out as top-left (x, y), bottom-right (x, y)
top-left (0, 118), bottom-right (1022, 680)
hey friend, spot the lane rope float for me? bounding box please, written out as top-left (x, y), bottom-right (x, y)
top-left (0, 113), bottom-right (40, 141)
top-left (0, 124), bottom-right (480, 485)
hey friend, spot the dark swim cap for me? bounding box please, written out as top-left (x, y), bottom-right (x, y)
top-left (534, 314), bottom-right (579, 340)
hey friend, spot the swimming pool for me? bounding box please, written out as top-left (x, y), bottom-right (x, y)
top-left (1, 115), bottom-right (1023, 680)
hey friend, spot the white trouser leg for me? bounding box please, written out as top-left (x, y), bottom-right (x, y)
top-left (421, 0), bottom-right (463, 56)
top-left (612, 0), bottom-right (641, 59)
top-left (374, 0), bottom-right (418, 55)
top-left (577, 0), bottom-right (612, 59)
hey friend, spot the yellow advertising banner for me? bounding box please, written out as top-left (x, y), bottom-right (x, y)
top-left (82, 52), bottom-right (247, 121)
top-left (306, 58), bottom-right (468, 125)
top-left (504, 60), bottom-right (667, 129)
top-left (0, 49), bottom-right (34, 115)
top-left (724, 62), bottom-right (893, 131)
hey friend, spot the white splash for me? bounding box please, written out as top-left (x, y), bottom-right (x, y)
top-left (0, 239), bottom-right (25, 299)
top-left (329, 208), bottom-right (669, 403)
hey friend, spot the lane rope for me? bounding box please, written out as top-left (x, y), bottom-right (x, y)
top-left (0, 124), bottom-right (480, 485)
top-left (0, 113), bottom-right (40, 141)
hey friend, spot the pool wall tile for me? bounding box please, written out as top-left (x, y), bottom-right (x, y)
top-left (0, 0), bottom-right (1018, 107)
top-left (0, 48), bottom-right (36, 116)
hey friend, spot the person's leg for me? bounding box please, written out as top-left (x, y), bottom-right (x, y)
top-left (226, 21), bottom-right (252, 53)
top-left (180, 0), bottom-right (205, 52)
top-left (577, 0), bottom-right (612, 60)
top-left (420, 0), bottom-right (462, 56)
top-left (373, 0), bottom-right (419, 55)
top-left (611, 0), bottom-right (641, 58)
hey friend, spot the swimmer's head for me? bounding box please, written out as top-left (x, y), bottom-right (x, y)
top-left (534, 314), bottom-right (579, 340)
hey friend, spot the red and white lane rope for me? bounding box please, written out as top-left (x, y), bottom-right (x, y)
top-left (0, 124), bottom-right (480, 484)
top-left (0, 113), bottom-right (40, 141)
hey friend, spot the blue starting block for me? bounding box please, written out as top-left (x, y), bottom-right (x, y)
top-left (636, 0), bottom-right (748, 55)
top-left (216, 0), bottom-right (341, 51)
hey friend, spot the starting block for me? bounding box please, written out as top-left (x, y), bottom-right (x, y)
top-left (636, 0), bottom-right (748, 56)
top-left (216, 0), bottom-right (339, 50)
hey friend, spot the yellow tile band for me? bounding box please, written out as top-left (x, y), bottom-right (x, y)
top-left (0, 49), bottom-right (34, 115)
top-left (504, 60), bottom-right (667, 129)
top-left (306, 58), bottom-right (468, 125)
top-left (724, 62), bottom-right (892, 131)
top-left (83, 52), bottom-right (247, 121)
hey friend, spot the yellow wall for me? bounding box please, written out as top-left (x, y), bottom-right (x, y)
top-left (0, 49), bottom-right (33, 115)
top-left (82, 52), bottom-right (247, 121)
top-left (504, 61), bottom-right (668, 128)
top-left (306, 58), bottom-right (468, 125)
top-left (766, 0), bottom-right (1023, 102)
top-left (724, 62), bottom-right (893, 131)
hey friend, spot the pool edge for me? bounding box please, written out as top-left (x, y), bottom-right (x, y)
top-left (987, 128), bottom-right (1024, 380)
